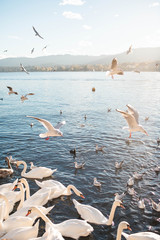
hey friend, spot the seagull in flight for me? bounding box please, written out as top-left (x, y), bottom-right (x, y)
top-left (116, 104), bottom-right (148, 138)
top-left (21, 93), bottom-right (35, 102)
top-left (42, 45), bottom-right (47, 51)
top-left (31, 48), bottom-right (34, 54)
top-left (20, 63), bottom-right (29, 74)
top-left (26, 116), bottom-right (66, 140)
top-left (106, 58), bottom-right (123, 79)
top-left (32, 26), bottom-right (44, 39)
top-left (126, 45), bottom-right (132, 54)
top-left (7, 86), bottom-right (18, 95)
top-left (3, 49), bottom-right (8, 53)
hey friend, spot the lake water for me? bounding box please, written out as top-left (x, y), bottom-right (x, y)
top-left (0, 71), bottom-right (160, 239)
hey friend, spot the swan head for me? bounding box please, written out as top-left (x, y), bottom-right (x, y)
top-left (118, 221), bottom-right (132, 231)
top-left (114, 200), bottom-right (125, 209)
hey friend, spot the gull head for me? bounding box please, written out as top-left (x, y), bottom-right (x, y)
top-left (138, 125), bottom-right (148, 136)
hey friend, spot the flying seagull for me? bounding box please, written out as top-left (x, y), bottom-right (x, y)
top-left (116, 104), bottom-right (148, 138)
top-left (20, 63), bottom-right (29, 74)
top-left (32, 26), bottom-right (44, 39)
top-left (26, 116), bottom-right (66, 140)
top-left (7, 86), bottom-right (18, 95)
top-left (3, 49), bottom-right (8, 53)
top-left (21, 93), bottom-right (35, 102)
top-left (42, 45), bottom-right (47, 51)
top-left (31, 48), bottom-right (34, 54)
top-left (126, 45), bottom-right (132, 54)
top-left (106, 58), bottom-right (123, 79)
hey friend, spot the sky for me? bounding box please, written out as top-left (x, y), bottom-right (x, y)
top-left (0, 0), bottom-right (160, 58)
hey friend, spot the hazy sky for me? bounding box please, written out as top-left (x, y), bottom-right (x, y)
top-left (0, 0), bottom-right (160, 58)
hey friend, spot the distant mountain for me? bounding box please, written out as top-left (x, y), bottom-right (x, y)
top-left (0, 47), bottom-right (159, 67)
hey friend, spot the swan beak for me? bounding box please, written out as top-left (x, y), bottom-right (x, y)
top-left (127, 226), bottom-right (132, 231)
top-left (120, 203), bottom-right (125, 209)
top-left (26, 210), bottom-right (31, 216)
top-left (80, 194), bottom-right (85, 199)
top-left (12, 185), bottom-right (18, 191)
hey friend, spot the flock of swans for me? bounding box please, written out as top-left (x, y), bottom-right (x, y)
top-left (0, 150), bottom-right (159, 240)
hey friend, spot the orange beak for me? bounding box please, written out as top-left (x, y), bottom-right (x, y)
top-left (127, 226), bottom-right (132, 231)
top-left (12, 185), bottom-right (17, 191)
top-left (120, 203), bottom-right (125, 209)
top-left (26, 210), bottom-right (31, 216)
top-left (80, 194), bottom-right (85, 199)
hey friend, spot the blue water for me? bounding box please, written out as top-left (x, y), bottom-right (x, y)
top-left (0, 72), bottom-right (160, 239)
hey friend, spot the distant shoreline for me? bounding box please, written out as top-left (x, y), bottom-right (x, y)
top-left (0, 61), bottom-right (159, 73)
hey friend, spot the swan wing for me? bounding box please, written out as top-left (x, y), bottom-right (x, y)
top-left (116, 109), bottom-right (138, 128)
top-left (124, 232), bottom-right (160, 240)
top-left (35, 179), bottom-right (64, 188)
top-left (74, 201), bottom-right (107, 224)
top-left (126, 104), bottom-right (139, 124)
top-left (26, 116), bottom-right (55, 132)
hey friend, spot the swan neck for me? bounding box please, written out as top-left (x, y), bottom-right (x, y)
top-left (107, 201), bottom-right (118, 225)
top-left (17, 183), bottom-right (25, 210)
top-left (67, 185), bottom-right (78, 194)
top-left (21, 179), bottom-right (30, 199)
top-left (34, 208), bottom-right (53, 226)
top-left (20, 161), bottom-right (27, 176)
top-left (6, 159), bottom-right (12, 169)
top-left (116, 224), bottom-right (123, 240)
top-left (0, 194), bottom-right (9, 220)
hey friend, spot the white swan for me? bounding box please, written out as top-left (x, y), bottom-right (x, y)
top-left (11, 182), bottom-right (54, 219)
top-left (26, 206), bottom-right (93, 239)
top-left (0, 179), bottom-right (18, 193)
top-left (13, 182), bottom-right (50, 210)
top-left (0, 219), bottom-right (39, 240)
top-left (73, 199), bottom-right (124, 225)
top-left (0, 157), bottom-right (13, 178)
top-left (29, 222), bottom-right (64, 240)
top-left (121, 221), bottom-right (160, 240)
top-left (0, 194), bottom-right (36, 237)
top-left (35, 179), bottom-right (85, 200)
top-left (116, 221), bottom-right (132, 240)
top-left (16, 160), bottom-right (56, 179)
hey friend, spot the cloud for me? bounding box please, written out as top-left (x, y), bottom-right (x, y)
top-left (114, 14), bottom-right (119, 18)
top-left (83, 25), bottom-right (92, 30)
top-left (149, 2), bottom-right (159, 7)
top-left (8, 35), bottom-right (21, 40)
top-left (62, 11), bottom-right (82, 19)
top-left (59, 0), bottom-right (85, 6)
top-left (79, 40), bottom-right (92, 47)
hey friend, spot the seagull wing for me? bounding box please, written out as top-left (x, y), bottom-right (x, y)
top-left (150, 199), bottom-right (158, 210)
top-left (126, 104), bottom-right (139, 124)
top-left (54, 121), bottom-right (66, 129)
top-left (7, 86), bottom-right (13, 91)
top-left (26, 93), bottom-right (35, 96)
top-left (116, 109), bottom-right (138, 128)
top-left (26, 116), bottom-right (55, 132)
top-left (111, 58), bottom-right (118, 70)
top-left (32, 26), bottom-right (44, 39)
